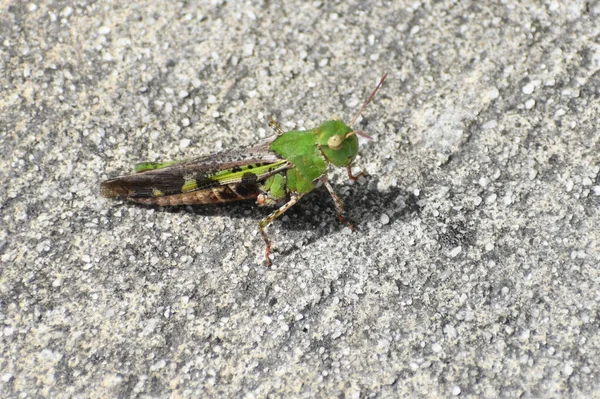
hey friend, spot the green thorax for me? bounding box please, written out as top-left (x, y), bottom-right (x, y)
top-left (269, 129), bottom-right (327, 182)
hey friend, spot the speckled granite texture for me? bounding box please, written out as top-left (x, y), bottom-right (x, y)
top-left (1, 1), bottom-right (599, 397)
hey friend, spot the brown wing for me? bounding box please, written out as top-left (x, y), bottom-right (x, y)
top-left (100, 138), bottom-right (289, 204)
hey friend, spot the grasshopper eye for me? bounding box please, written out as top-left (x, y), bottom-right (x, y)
top-left (327, 135), bottom-right (344, 150)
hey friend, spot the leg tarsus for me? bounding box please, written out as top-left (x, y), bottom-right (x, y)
top-left (259, 228), bottom-right (272, 267)
top-left (321, 176), bottom-right (354, 230)
top-left (258, 194), bottom-right (304, 267)
top-left (269, 116), bottom-right (284, 136)
top-left (347, 165), bottom-right (366, 181)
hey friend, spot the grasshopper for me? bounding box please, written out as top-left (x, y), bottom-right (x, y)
top-left (101, 74), bottom-right (387, 266)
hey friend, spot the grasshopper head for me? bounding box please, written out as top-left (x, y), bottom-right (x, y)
top-left (316, 120), bottom-right (368, 167)
top-left (317, 73), bottom-right (387, 168)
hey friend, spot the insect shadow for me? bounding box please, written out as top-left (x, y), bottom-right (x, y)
top-left (145, 178), bottom-right (422, 239)
top-left (275, 180), bottom-right (423, 253)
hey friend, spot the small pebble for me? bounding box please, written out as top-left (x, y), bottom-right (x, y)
top-left (565, 180), bottom-right (574, 192)
top-left (380, 213), bottom-right (390, 225)
top-left (448, 246), bottom-right (462, 258)
top-left (485, 193), bottom-right (497, 204)
top-left (61, 6), bottom-right (73, 17)
top-left (564, 363), bottom-right (574, 376)
top-left (485, 86), bottom-right (499, 101)
top-left (525, 99), bottom-right (535, 109)
top-left (522, 83), bottom-right (535, 94)
top-left (482, 120), bottom-right (497, 130)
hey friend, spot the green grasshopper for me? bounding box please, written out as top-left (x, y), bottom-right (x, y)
top-left (101, 74), bottom-right (387, 266)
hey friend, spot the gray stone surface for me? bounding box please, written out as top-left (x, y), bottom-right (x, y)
top-left (1, 1), bottom-right (599, 398)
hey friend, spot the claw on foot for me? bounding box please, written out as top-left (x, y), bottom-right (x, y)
top-left (347, 166), bottom-right (366, 181)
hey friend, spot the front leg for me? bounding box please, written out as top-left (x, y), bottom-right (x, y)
top-left (320, 175), bottom-right (353, 230)
top-left (258, 193), bottom-right (305, 267)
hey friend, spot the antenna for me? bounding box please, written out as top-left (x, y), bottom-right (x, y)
top-left (349, 73), bottom-right (388, 128)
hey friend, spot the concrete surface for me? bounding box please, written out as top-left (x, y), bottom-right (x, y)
top-left (1, 0), bottom-right (599, 397)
